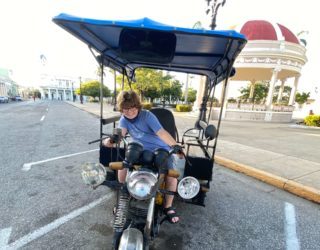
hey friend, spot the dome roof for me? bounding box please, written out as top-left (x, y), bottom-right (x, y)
top-left (239, 20), bottom-right (299, 44)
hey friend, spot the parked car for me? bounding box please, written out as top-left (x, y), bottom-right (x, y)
top-left (0, 96), bottom-right (9, 103)
top-left (15, 95), bottom-right (22, 101)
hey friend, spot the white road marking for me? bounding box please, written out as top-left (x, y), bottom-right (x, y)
top-left (294, 132), bottom-right (320, 137)
top-left (6, 193), bottom-right (113, 250)
top-left (0, 227), bottom-right (12, 249)
top-left (40, 115), bottom-right (45, 122)
top-left (22, 149), bottom-right (99, 171)
top-left (285, 202), bottom-right (300, 250)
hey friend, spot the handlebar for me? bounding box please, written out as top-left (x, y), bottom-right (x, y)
top-left (88, 128), bottom-right (123, 145)
top-left (88, 135), bottom-right (113, 144)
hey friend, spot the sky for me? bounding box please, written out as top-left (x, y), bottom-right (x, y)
top-left (0, 0), bottom-right (319, 96)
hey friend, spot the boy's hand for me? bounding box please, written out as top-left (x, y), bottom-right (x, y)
top-left (102, 138), bottom-right (114, 147)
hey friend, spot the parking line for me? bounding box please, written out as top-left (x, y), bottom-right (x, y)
top-left (40, 115), bottom-right (45, 121)
top-left (285, 202), bottom-right (300, 250)
top-left (22, 149), bottom-right (99, 171)
top-left (6, 193), bottom-right (113, 250)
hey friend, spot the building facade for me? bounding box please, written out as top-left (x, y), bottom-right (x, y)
top-left (0, 68), bottom-right (18, 97)
top-left (39, 74), bottom-right (77, 101)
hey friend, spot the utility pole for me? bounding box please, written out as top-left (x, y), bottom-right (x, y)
top-left (79, 76), bottom-right (83, 104)
top-left (184, 74), bottom-right (189, 104)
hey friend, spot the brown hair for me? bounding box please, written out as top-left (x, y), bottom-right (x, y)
top-left (117, 90), bottom-right (142, 112)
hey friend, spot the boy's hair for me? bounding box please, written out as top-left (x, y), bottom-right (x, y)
top-left (117, 90), bottom-right (142, 112)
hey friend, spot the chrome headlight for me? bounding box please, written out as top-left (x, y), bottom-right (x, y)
top-left (81, 162), bottom-right (106, 187)
top-left (177, 176), bottom-right (200, 199)
top-left (127, 171), bottom-right (158, 200)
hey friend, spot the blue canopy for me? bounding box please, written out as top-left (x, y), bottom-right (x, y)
top-left (53, 13), bottom-right (246, 82)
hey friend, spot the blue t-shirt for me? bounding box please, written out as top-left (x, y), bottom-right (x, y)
top-left (119, 110), bottom-right (170, 151)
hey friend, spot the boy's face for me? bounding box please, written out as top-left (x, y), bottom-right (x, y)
top-left (122, 107), bottom-right (139, 119)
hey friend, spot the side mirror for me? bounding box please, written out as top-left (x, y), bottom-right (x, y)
top-left (204, 124), bottom-right (217, 140)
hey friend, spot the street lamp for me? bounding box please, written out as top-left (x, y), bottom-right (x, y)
top-left (206, 0), bottom-right (226, 30)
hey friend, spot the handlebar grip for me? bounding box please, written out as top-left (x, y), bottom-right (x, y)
top-left (109, 162), bottom-right (124, 170)
top-left (167, 169), bottom-right (180, 178)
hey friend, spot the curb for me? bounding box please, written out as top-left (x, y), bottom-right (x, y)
top-left (215, 155), bottom-right (320, 204)
top-left (66, 102), bottom-right (100, 117)
top-left (66, 101), bottom-right (320, 204)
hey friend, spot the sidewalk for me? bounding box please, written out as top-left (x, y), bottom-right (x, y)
top-left (66, 101), bottom-right (320, 204)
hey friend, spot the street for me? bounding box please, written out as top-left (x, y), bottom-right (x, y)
top-left (1, 101), bottom-right (320, 249)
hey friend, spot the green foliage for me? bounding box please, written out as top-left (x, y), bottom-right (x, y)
top-left (239, 81), bottom-right (268, 103)
top-left (304, 115), bottom-right (320, 127)
top-left (176, 104), bottom-right (192, 112)
top-left (227, 97), bottom-right (237, 103)
top-left (273, 85), bottom-right (292, 104)
top-left (142, 102), bottom-right (153, 110)
top-left (116, 68), bottom-right (182, 103)
top-left (162, 80), bottom-right (183, 103)
top-left (76, 81), bottom-right (111, 100)
top-left (182, 88), bottom-right (197, 103)
top-left (295, 92), bottom-right (310, 105)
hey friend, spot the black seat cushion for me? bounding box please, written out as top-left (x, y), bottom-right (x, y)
top-left (150, 108), bottom-right (178, 141)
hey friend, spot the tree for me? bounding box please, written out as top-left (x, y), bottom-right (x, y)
top-left (239, 81), bottom-right (268, 103)
top-left (295, 92), bottom-right (310, 105)
top-left (76, 81), bottom-right (111, 100)
top-left (33, 89), bottom-right (41, 98)
top-left (115, 68), bottom-right (182, 103)
top-left (182, 88), bottom-right (197, 103)
top-left (273, 86), bottom-right (292, 104)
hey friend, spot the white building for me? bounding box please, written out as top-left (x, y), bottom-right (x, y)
top-left (203, 20), bottom-right (308, 122)
top-left (0, 68), bottom-right (18, 97)
top-left (39, 74), bottom-right (77, 101)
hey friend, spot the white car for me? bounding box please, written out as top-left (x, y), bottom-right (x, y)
top-left (15, 96), bottom-right (22, 101)
top-left (0, 96), bottom-right (9, 103)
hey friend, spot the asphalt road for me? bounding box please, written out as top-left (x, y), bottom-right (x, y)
top-left (1, 101), bottom-right (320, 250)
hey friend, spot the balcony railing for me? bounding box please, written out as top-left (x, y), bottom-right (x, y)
top-left (226, 103), bottom-right (294, 112)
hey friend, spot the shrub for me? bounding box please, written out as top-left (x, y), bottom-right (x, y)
top-left (176, 104), bottom-right (192, 112)
top-left (227, 97), bottom-right (237, 103)
top-left (304, 115), bottom-right (320, 127)
top-left (142, 102), bottom-right (153, 110)
top-left (88, 97), bottom-right (99, 102)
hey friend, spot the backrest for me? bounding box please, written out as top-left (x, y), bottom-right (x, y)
top-left (150, 108), bottom-right (179, 142)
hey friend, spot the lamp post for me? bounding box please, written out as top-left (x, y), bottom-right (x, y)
top-left (79, 76), bottom-right (83, 104)
top-left (71, 81), bottom-right (75, 102)
top-left (195, 0), bottom-right (227, 127)
top-left (206, 0), bottom-right (226, 30)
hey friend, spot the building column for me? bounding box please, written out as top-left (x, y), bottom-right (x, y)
top-left (56, 89), bottom-right (59, 100)
top-left (40, 88), bottom-right (45, 100)
top-left (277, 79), bottom-right (286, 103)
top-left (289, 76), bottom-right (300, 105)
top-left (221, 79), bottom-right (230, 119)
top-left (0, 83), bottom-right (4, 96)
top-left (249, 80), bottom-right (255, 102)
top-left (193, 76), bottom-right (206, 111)
top-left (63, 89), bottom-right (66, 100)
top-left (266, 68), bottom-right (280, 110)
top-left (48, 88), bottom-right (51, 100)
